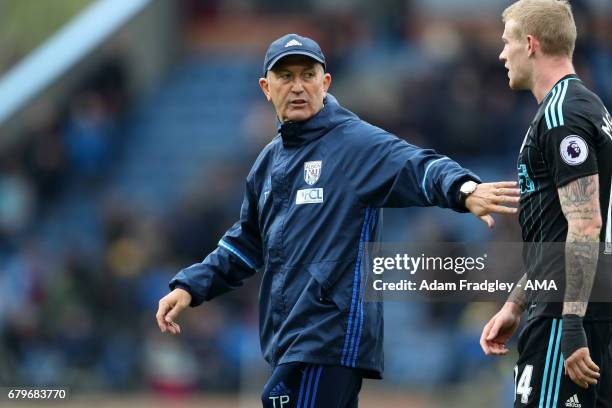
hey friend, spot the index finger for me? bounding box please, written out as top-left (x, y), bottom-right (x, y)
top-left (156, 301), bottom-right (171, 332)
top-left (480, 321), bottom-right (494, 354)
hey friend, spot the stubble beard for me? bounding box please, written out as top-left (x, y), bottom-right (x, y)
top-left (509, 71), bottom-right (531, 92)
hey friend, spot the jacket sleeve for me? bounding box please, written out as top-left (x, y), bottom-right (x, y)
top-left (169, 178), bottom-right (263, 306)
top-left (341, 127), bottom-right (481, 210)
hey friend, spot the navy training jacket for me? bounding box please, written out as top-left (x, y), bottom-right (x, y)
top-left (170, 94), bottom-right (480, 378)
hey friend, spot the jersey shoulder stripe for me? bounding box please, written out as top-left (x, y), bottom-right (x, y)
top-left (544, 78), bottom-right (578, 130)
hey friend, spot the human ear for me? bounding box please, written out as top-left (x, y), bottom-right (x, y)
top-left (259, 77), bottom-right (271, 102)
top-left (526, 35), bottom-right (537, 57)
top-left (322, 73), bottom-right (331, 96)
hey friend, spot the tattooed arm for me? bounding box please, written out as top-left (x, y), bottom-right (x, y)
top-left (507, 273), bottom-right (528, 312)
top-left (558, 174), bottom-right (602, 317)
top-left (558, 174), bottom-right (602, 389)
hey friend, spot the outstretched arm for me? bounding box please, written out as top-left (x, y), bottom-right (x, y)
top-left (339, 130), bottom-right (519, 222)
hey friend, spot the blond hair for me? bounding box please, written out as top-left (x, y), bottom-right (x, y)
top-left (502, 0), bottom-right (577, 57)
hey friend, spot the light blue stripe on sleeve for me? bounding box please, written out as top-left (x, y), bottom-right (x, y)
top-left (218, 239), bottom-right (257, 270)
top-left (546, 78), bottom-right (579, 129)
top-left (421, 157), bottom-right (450, 204)
top-left (556, 80), bottom-right (569, 126)
top-left (544, 86), bottom-right (558, 130)
top-left (549, 84), bottom-right (563, 128)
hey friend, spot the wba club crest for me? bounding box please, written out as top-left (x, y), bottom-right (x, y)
top-left (304, 161), bottom-right (322, 185)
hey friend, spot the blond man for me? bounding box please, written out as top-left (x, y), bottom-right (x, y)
top-left (480, 0), bottom-right (612, 407)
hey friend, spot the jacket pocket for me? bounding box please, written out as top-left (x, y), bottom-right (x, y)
top-left (306, 260), bottom-right (359, 312)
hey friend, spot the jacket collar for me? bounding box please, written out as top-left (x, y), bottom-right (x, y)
top-left (277, 94), bottom-right (356, 147)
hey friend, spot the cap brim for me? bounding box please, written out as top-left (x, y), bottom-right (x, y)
top-left (265, 50), bottom-right (325, 74)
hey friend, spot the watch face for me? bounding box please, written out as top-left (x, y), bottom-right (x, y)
top-left (461, 181), bottom-right (477, 194)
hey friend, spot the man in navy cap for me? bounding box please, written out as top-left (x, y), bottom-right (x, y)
top-left (157, 33), bottom-right (520, 407)
top-left (259, 34), bottom-right (329, 124)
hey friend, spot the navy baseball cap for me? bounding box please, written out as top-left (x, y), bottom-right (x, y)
top-left (262, 34), bottom-right (326, 77)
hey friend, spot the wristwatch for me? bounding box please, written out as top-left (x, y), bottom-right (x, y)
top-left (459, 180), bottom-right (479, 208)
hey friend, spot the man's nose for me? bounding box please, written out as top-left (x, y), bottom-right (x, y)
top-left (290, 79), bottom-right (304, 93)
top-left (499, 51), bottom-right (506, 62)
